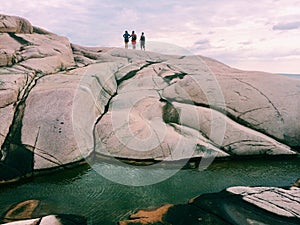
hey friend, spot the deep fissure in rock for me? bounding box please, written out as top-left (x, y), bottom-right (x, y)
top-left (163, 72), bottom-right (187, 83)
top-left (0, 75), bottom-right (38, 181)
top-left (162, 101), bottom-right (180, 124)
top-left (116, 61), bottom-right (161, 85)
top-left (8, 32), bottom-right (32, 46)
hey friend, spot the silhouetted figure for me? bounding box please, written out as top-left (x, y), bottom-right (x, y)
top-left (123, 30), bottom-right (130, 48)
top-left (140, 32), bottom-right (145, 50)
top-left (131, 31), bottom-right (137, 49)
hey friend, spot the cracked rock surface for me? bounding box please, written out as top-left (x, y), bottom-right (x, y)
top-left (0, 14), bottom-right (299, 182)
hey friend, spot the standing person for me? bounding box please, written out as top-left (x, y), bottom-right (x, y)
top-left (123, 30), bottom-right (130, 48)
top-left (140, 32), bottom-right (145, 51)
top-left (131, 31), bottom-right (137, 49)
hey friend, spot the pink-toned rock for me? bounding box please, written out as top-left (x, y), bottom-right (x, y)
top-left (0, 14), bottom-right (33, 34)
top-left (0, 17), bottom-right (75, 72)
top-left (0, 14), bottom-right (299, 182)
top-left (162, 55), bottom-right (300, 148)
top-left (0, 105), bottom-right (15, 148)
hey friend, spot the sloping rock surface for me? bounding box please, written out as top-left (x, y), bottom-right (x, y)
top-left (0, 14), bottom-right (299, 182)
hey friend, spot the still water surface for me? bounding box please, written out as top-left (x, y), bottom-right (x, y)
top-left (0, 157), bottom-right (299, 225)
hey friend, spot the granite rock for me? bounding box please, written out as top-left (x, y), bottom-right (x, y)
top-left (0, 14), bottom-right (299, 182)
top-left (0, 14), bottom-right (33, 34)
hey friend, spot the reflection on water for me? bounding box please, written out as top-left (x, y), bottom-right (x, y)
top-left (0, 158), bottom-right (299, 225)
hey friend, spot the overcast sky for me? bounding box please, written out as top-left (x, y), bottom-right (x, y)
top-left (1, 0), bottom-right (300, 73)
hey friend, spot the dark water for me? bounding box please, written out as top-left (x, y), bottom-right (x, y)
top-left (0, 157), bottom-right (299, 225)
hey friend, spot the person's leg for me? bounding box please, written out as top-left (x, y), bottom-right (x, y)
top-left (125, 42), bottom-right (128, 48)
top-left (140, 41), bottom-right (144, 50)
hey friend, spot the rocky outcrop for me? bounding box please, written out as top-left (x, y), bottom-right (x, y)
top-left (119, 182), bottom-right (300, 225)
top-left (0, 32), bottom-right (74, 70)
top-left (94, 51), bottom-right (297, 161)
top-left (0, 14), bottom-right (299, 182)
top-left (0, 14), bottom-right (33, 34)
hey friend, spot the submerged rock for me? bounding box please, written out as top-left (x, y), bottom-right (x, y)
top-left (1, 214), bottom-right (87, 225)
top-left (1, 199), bottom-right (87, 225)
top-left (118, 204), bottom-right (174, 225)
top-left (293, 178), bottom-right (300, 188)
top-left (0, 14), bottom-right (299, 182)
top-left (0, 199), bottom-right (87, 225)
top-left (119, 182), bottom-right (300, 225)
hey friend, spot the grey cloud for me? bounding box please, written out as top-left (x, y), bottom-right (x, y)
top-left (273, 21), bottom-right (300, 30)
top-left (193, 39), bottom-right (211, 51)
top-left (195, 39), bottom-right (210, 45)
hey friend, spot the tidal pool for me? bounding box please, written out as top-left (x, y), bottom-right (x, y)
top-left (0, 157), bottom-right (299, 225)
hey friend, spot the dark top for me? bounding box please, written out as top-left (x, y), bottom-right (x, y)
top-left (123, 33), bottom-right (131, 42)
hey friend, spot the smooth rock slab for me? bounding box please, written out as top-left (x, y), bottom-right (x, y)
top-left (0, 105), bottom-right (15, 148)
top-left (163, 56), bottom-right (300, 148)
top-left (16, 33), bottom-right (75, 74)
top-left (202, 57), bottom-right (300, 148)
top-left (21, 61), bottom-right (120, 170)
top-left (173, 102), bottom-right (294, 155)
top-left (95, 90), bottom-right (228, 160)
top-left (227, 186), bottom-right (300, 218)
top-left (94, 53), bottom-right (295, 160)
top-left (21, 74), bottom-right (84, 169)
